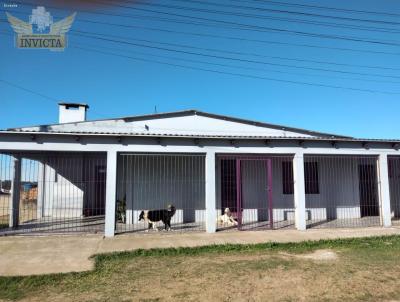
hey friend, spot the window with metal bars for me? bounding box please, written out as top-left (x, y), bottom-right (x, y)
top-left (305, 162), bottom-right (319, 194)
top-left (282, 161), bottom-right (294, 195)
top-left (282, 161), bottom-right (319, 194)
top-left (389, 159), bottom-right (400, 179)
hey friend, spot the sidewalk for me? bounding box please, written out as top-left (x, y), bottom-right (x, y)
top-left (1, 227), bottom-right (400, 276)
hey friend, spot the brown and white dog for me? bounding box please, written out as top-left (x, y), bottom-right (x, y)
top-left (217, 208), bottom-right (238, 226)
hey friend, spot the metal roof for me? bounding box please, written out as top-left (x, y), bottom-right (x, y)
top-left (1, 129), bottom-right (400, 144)
top-left (5, 109), bottom-right (350, 139)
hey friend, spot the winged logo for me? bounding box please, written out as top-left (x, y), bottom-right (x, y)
top-left (6, 13), bottom-right (33, 35)
top-left (6, 7), bottom-right (76, 50)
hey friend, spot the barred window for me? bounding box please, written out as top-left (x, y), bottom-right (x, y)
top-left (305, 162), bottom-right (319, 194)
top-left (282, 161), bottom-right (294, 194)
top-left (282, 161), bottom-right (319, 194)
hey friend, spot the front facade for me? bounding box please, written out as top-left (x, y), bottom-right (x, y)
top-left (0, 104), bottom-right (399, 236)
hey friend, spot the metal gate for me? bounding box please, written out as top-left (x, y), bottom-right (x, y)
top-left (217, 155), bottom-right (295, 231)
top-left (0, 152), bottom-right (106, 235)
top-left (115, 153), bottom-right (206, 234)
top-left (305, 155), bottom-right (380, 228)
top-left (237, 158), bottom-right (272, 230)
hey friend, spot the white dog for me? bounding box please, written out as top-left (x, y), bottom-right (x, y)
top-left (217, 208), bottom-right (238, 226)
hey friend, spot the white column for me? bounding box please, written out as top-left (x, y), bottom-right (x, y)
top-left (293, 153), bottom-right (306, 230)
top-left (36, 161), bottom-right (45, 219)
top-left (9, 155), bottom-right (21, 228)
top-left (378, 153), bottom-right (392, 227)
top-left (205, 151), bottom-right (217, 233)
top-left (105, 150), bottom-right (117, 237)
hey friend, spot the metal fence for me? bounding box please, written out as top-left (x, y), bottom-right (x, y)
top-left (389, 156), bottom-right (400, 224)
top-left (304, 155), bottom-right (380, 228)
top-left (0, 152), bottom-right (106, 235)
top-left (1, 151), bottom-right (389, 236)
top-left (115, 153), bottom-right (206, 234)
top-left (216, 155), bottom-right (295, 231)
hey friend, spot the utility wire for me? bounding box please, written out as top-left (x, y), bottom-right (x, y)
top-left (77, 0), bottom-right (400, 46)
top-left (72, 45), bottom-right (400, 95)
top-left (0, 79), bottom-right (59, 102)
top-left (5, 26), bottom-right (393, 81)
top-left (100, 0), bottom-right (400, 26)
top-left (71, 30), bottom-right (400, 80)
top-left (0, 31), bottom-right (398, 99)
top-left (0, 77), bottom-right (107, 119)
top-left (2, 9), bottom-right (400, 76)
top-left (10, 1), bottom-right (400, 47)
top-left (7, 1), bottom-right (400, 36)
top-left (72, 41), bottom-right (400, 84)
top-left (232, 0), bottom-right (400, 18)
top-left (3, 7), bottom-right (400, 57)
top-left (101, 0), bottom-right (400, 34)
top-left (71, 28), bottom-right (400, 72)
top-left (1, 29), bottom-right (398, 85)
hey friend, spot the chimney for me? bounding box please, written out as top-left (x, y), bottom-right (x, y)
top-left (58, 102), bottom-right (89, 123)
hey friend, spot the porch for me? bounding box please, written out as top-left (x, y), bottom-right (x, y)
top-left (0, 150), bottom-right (398, 236)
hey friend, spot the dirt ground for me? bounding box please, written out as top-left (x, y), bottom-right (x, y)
top-left (2, 227), bottom-right (400, 276)
top-left (3, 235), bottom-right (400, 302)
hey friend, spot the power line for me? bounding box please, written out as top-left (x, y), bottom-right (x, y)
top-left (71, 29), bottom-right (400, 72)
top-left (0, 77), bottom-right (108, 118)
top-left (72, 41), bottom-right (400, 84)
top-left (10, 1), bottom-right (400, 47)
top-left (71, 30), bottom-right (400, 80)
top-left (232, 0), bottom-right (400, 18)
top-left (73, 45), bottom-right (400, 95)
top-left (102, 0), bottom-right (400, 34)
top-left (0, 30), bottom-right (398, 98)
top-left (2, 9), bottom-right (400, 79)
top-left (101, 0), bottom-right (400, 27)
top-left (79, 0), bottom-right (400, 46)
top-left (0, 79), bottom-right (59, 102)
top-left (1, 29), bottom-right (398, 85)
top-left (4, 7), bottom-right (400, 57)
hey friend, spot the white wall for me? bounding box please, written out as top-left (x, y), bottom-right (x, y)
top-left (38, 154), bottom-right (106, 219)
top-left (305, 157), bottom-right (377, 220)
top-left (41, 156), bottom-right (85, 218)
top-left (59, 105), bottom-right (87, 124)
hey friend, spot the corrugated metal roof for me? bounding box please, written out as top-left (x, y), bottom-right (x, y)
top-left (5, 109), bottom-right (350, 139)
top-left (1, 129), bottom-right (399, 144)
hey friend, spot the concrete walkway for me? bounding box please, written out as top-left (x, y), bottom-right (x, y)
top-left (1, 227), bottom-right (400, 276)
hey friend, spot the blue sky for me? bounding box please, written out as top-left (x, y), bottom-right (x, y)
top-left (0, 0), bottom-right (399, 138)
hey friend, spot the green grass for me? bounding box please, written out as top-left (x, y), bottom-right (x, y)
top-left (2, 235), bottom-right (400, 301)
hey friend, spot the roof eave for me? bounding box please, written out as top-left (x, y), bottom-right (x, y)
top-left (0, 130), bottom-right (399, 144)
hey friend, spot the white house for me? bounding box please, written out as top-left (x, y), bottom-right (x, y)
top-left (0, 103), bottom-right (399, 236)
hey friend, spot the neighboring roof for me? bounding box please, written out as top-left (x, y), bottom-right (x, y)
top-left (3, 109), bottom-right (351, 139)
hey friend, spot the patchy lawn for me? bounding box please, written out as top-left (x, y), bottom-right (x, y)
top-left (2, 236), bottom-right (400, 301)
